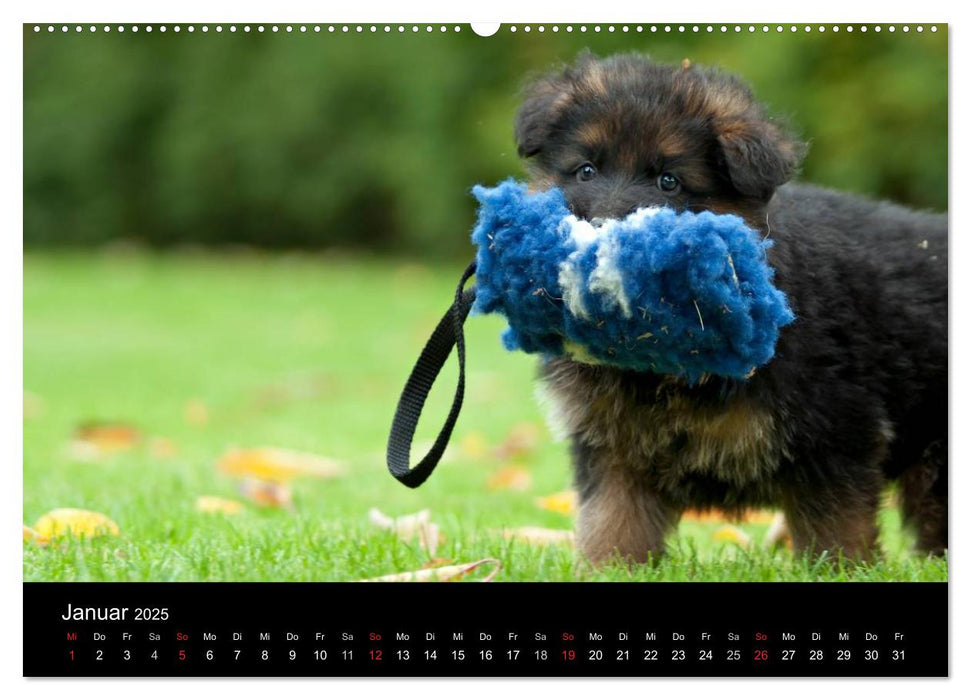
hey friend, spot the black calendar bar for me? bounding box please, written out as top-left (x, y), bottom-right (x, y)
top-left (24, 582), bottom-right (947, 677)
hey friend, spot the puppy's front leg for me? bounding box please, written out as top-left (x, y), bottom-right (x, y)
top-left (572, 440), bottom-right (680, 565)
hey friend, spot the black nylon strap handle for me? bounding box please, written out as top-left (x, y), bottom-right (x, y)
top-left (386, 261), bottom-right (477, 488)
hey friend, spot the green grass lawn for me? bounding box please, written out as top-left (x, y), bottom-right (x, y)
top-left (23, 251), bottom-right (947, 582)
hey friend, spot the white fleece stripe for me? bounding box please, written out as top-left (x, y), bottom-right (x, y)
top-left (588, 232), bottom-right (632, 318)
top-left (624, 206), bottom-right (664, 227)
top-left (556, 207), bottom-right (663, 320)
top-left (557, 253), bottom-right (589, 319)
top-left (560, 207), bottom-right (664, 246)
top-left (560, 214), bottom-right (599, 250)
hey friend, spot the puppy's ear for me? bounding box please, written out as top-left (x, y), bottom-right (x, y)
top-left (516, 51), bottom-right (604, 159)
top-left (514, 78), bottom-right (571, 158)
top-left (715, 118), bottom-right (806, 201)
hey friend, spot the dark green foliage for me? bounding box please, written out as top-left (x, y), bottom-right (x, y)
top-left (24, 26), bottom-right (947, 256)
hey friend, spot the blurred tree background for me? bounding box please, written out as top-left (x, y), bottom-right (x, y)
top-left (24, 25), bottom-right (947, 258)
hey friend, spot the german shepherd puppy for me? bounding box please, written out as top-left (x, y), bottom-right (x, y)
top-left (514, 52), bottom-right (947, 564)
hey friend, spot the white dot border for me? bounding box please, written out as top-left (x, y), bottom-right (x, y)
top-left (29, 24), bottom-right (467, 34)
top-left (503, 24), bottom-right (939, 35)
top-left (28, 24), bottom-right (942, 35)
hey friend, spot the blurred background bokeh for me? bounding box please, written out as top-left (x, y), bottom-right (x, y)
top-left (24, 25), bottom-right (947, 258)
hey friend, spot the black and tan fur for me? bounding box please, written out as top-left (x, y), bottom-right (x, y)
top-left (516, 52), bottom-right (947, 564)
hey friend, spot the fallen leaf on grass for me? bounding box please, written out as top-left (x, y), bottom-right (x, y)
top-left (195, 495), bottom-right (245, 515)
top-left (422, 558), bottom-right (454, 568)
top-left (534, 490), bottom-right (577, 515)
top-left (33, 508), bottom-right (120, 539)
top-left (459, 433), bottom-right (488, 460)
top-left (218, 447), bottom-right (344, 482)
top-left (238, 478), bottom-right (293, 509)
top-left (218, 447), bottom-right (342, 509)
top-left (496, 527), bottom-right (575, 546)
top-left (493, 422), bottom-right (542, 460)
top-left (368, 508), bottom-right (443, 557)
top-left (360, 558), bottom-right (501, 582)
top-left (66, 422), bottom-right (141, 461)
top-left (23, 524), bottom-right (50, 547)
top-left (713, 525), bottom-right (752, 547)
top-left (76, 423), bottom-right (141, 449)
top-left (739, 510), bottom-right (777, 524)
top-left (682, 508), bottom-right (777, 524)
top-left (487, 465), bottom-right (532, 492)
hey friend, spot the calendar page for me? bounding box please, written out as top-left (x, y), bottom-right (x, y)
top-left (22, 19), bottom-right (948, 678)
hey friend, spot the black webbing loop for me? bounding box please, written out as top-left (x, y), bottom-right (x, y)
top-left (386, 260), bottom-right (477, 487)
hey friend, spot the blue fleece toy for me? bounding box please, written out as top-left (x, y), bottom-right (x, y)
top-left (470, 180), bottom-right (794, 382)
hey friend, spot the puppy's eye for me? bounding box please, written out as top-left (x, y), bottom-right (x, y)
top-left (657, 173), bottom-right (681, 193)
top-left (576, 163), bottom-right (598, 182)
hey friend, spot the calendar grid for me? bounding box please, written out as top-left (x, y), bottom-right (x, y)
top-left (24, 582), bottom-right (947, 677)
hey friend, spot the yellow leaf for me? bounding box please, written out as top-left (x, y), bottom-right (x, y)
top-left (682, 508), bottom-right (778, 524)
top-left (496, 527), bottom-right (574, 546)
top-left (75, 423), bottom-right (140, 451)
top-left (487, 465), bottom-right (532, 492)
top-left (218, 447), bottom-right (343, 482)
top-left (741, 510), bottom-right (778, 525)
top-left (534, 490), bottom-right (577, 515)
top-left (67, 422), bottom-right (141, 461)
top-left (34, 509), bottom-right (120, 539)
top-left (459, 433), bottom-right (488, 460)
top-left (195, 496), bottom-right (244, 515)
top-left (360, 558), bottom-right (501, 583)
top-left (713, 525), bottom-right (752, 547)
top-left (23, 524), bottom-right (50, 547)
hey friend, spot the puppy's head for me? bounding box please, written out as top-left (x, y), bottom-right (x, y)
top-left (515, 52), bottom-right (805, 225)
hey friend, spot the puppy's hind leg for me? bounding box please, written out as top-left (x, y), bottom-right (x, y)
top-left (571, 439), bottom-right (680, 566)
top-left (899, 440), bottom-right (947, 555)
top-left (782, 474), bottom-right (883, 562)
